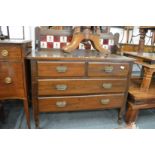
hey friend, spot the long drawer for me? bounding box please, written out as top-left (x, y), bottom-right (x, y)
top-left (0, 45), bottom-right (22, 60)
top-left (38, 61), bottom-right (85, 77)
top-left (88, 62), bottom-right (129, 77)
top-left (38, 94), bottom-right (125, 112)
top-left (38, 79), bottom-right (127, 96)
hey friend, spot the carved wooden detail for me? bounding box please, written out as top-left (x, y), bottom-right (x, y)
top-left (63, 26), bottom-right (110, 56)
top-left (140, 68), bottom-right (154, 91)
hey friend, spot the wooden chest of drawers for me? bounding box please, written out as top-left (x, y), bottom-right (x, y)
top-left (27, 50), bottom-right (134, 128)
top-left (0, 40), bottom-right (31, 128)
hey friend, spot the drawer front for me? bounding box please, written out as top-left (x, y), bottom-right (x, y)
top-left (38, 79), bottom-right (127, 96)
top-left (38, 94), bottom-right (125, 112)
top-left (0, 45), bottom-right (22, 60)
top-left (0, 61), bottom-right (24, 98)
top-left (88, 62), bottom-right (129, 77)
top-left (38, 61), bottom-right (85, 77)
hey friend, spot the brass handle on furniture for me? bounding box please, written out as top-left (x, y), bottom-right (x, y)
top-left (100, 99), bottom-right (110, 105)
top-left (104, 66), bottom-right (113, 73)
top-left (56, 84), bottom-right (67, 91)
top-left (102, 83), bottom-right (112, 89)
top-left (56, 66), bottom-right (68, 73)
top-left (56, 101), bottom-right (67, 107)
top-left (1, 50), bottom-right (9, 57)
top-left (4, 77), bottom-right (12, 84)
top-left (120, 65), bottom-right (125, 70)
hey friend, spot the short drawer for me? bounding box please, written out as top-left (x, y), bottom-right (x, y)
top-left (0, 45), bottom-right (22, 60)
top-left (88, 62), bottom-right (129, 77)
top-left (38, 94), bottom-right (125, 112)
top-left (38, 79), bottom-right (127, 96)
top-left (38, 61), bottom-right (85, 77)
top-left (0, 61), bottom-right (24, 98)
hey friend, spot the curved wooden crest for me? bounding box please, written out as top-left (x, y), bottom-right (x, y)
top-left (63, 26), bottom-right (110, 56)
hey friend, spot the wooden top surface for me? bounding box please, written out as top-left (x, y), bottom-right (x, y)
top-left (26, 49), bottom-right (134, 62)
top-left (129, 78), bottom-right (155, 101)
top-left (123, 51), bottom-right (155, 61)
top-left (0, 39), bottom-right (31, 44)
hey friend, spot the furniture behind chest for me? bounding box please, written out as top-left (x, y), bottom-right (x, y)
top-left (119, 26), bottom-right (155, 53)
top-left (0, 40), bottom-right (31, 128)
top-left (123, 52), bottom-right (155, 124)
top-left (27, 49), bottom-right (133, 128)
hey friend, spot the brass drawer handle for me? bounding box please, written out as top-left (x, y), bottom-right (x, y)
top-left (56, 101), bottom-right (67, 108)
top-left (4, 77), bottom-right (12, 84)
top-left (56, 84), bottom-right (67, 91)
top-left (101, 99), bottom-right (110, 105)
top-left (1, 50), bottom-right (9, 57)
top-left (102, 83), bottom-right (112, 89)
top-left (104, 66), bottom-right (114, 73)
top-left (120, 65), bottom-right (125, 70)
top-left (56, 66), bottom-right (68, 73)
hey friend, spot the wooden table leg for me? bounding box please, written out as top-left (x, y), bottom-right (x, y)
top-left (126, 104), bottom-right (139, 124)
top-left (140, 67), bottom-right (153, 91)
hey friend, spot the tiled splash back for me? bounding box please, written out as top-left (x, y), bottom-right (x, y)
top-left (40, 35), bottom-right (114, 50)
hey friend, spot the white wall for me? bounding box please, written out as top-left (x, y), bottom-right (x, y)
top-left (1, 26), bottom-right (35, 50)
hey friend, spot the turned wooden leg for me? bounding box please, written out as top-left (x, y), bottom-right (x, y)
top-left (138, 28), bottom-right (147, 52)
top-left (140, 67), bottom-right (153, 91)
top-left (126, 104), bottom-right (139, 124)
top-left (23, 99), bottom-right (31, 129)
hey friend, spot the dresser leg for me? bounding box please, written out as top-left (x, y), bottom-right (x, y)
top-left (118, 114), bottom-right (122, 124)
top-left (117, 109), bottom-right (123, 124)
top-left (0, 103), bottom-right (5, 123)
top-left (34, 113), bottom-right (39, 129)
top-left (126, 105), bottom-right (139, 124)
top-left (33, 103), bottom-right (39, 128)
top-left (23, 99), bottom-right (31, 129)
top-left (35, 120), bottom-right (39, 129)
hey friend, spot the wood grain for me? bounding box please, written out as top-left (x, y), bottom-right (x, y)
top-left (0, 45), bottom-right (22, 60)
top-left (38, 61), bottom-right (85, 77)
top-left (88, 62), bottom-right (129, 77)
top-left (0, 61), bottom-right (24, 98)
top-left (38, 79), bottom-right (127, 96)
top-left (38, 94), bottom-right (125, 112)
top-left (0, 41), bottom-right (31, 128)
